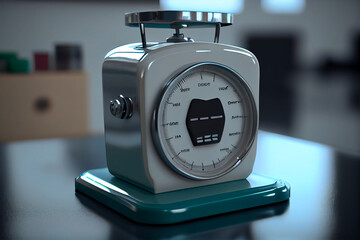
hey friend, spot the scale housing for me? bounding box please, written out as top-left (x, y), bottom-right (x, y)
top-left (103, 41), bottom-right (259, 193)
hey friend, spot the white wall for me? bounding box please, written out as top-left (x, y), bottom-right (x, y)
top-left (1, 0), bottom-right (359, 133)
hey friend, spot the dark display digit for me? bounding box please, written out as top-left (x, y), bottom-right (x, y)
top-left (186, 98), bottom-right (225, 146)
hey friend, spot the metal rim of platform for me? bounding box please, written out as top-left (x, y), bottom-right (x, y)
top-left (125, 11), bottom-right (233, 28)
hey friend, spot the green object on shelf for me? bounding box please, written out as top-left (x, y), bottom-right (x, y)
top-left (0, 52), bottom-right (17, 60)
top-left (0, 52), bottom-right (17, 72)
top-left (0, 52), bottom-right (30, 73)
top-left (8, 58), bottom-right (30, 73)
top-left (75, 168), bottom-right (290, 224)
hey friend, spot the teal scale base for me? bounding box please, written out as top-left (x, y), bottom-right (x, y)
top-left (75, 168), bottom-right (290, 224)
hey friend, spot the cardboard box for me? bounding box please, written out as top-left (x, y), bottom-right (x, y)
top-left (0, 72), bottom-right (89, 142)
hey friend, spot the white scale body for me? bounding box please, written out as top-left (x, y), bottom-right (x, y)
top-left (102, 12), bottom-right (259, 194)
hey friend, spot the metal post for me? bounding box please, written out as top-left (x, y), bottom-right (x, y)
top-left (214, 23), bottom-right (220, 43)
top-left (139, 23), bottom-right (147, 48)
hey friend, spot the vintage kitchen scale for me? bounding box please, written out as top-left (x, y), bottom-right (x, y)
top-left (75, 11), bottom-right (290, 224)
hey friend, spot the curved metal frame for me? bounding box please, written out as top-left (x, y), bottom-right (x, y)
top-left (125, 11), bottom-right (233, 47)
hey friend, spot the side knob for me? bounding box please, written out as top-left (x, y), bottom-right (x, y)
top-left (109, 95), bottom-right (133, 119)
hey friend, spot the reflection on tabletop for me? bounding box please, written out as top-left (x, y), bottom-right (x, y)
top-left (0, 131), bottom-right (359, 239)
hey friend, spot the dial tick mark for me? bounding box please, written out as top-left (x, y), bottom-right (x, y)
top-left (172, 151), bottom-right (181, 160)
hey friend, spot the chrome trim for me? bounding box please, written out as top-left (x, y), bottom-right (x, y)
top-left (152, 62), bottom-right (258, 180)
top-left (125, 11), bottom-right (233, 28)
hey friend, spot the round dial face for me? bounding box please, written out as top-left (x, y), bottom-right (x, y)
top-left (153, 63), bottom-right (257, 180)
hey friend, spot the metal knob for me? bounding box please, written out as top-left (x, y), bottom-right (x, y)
top-left (110, 95), bottom-right (133, 119)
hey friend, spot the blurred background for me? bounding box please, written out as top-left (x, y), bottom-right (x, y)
top-left (0, 0), bottom-right (359, 154)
